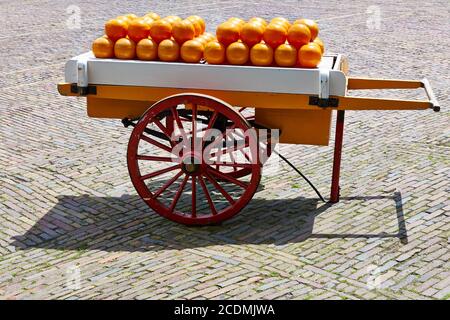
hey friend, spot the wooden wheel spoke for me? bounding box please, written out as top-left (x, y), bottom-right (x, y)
top-left (210, 141), bottom-right (250, 158)
top-left (141, 164), bottom-right (181, 181)
top-left (171, 106), bottom-right (189, 141)
top-left (171, 107), bottom-right (183, 128)
top-left (169, 174), bottom-right (189, 212)
top-left (202, 110), bottom-right (219, 149)
top-left (207, 167), bottom-right (249, 189)
top-left (153, 170), bottom-right (184, 199)
top-left (191, 175), bottom-right (196, 218)
top-left (166, 114), bottom-right (174, 137)
top-left (136, 155), bottom-right (173, 162)
top-left (206, 111), bottom-right (219, 131)
top-left (226, 136), bottom-right (237, 172)
top-left (204, 172), bottom-right (235, 205)
top-left (198, 175), bottom-right (217, 215)
top-left (191, 104), bottom-right (197, 150)
top-left (153, 118), bottom-right (172, 138)
top-left (140, 134), bottom-right (172, 153)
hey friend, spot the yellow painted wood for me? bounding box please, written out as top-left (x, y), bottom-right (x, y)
top-left (94, 85), bottom-right (313, 110)
top-left (58, 83), bottom-right (311, 109)
top-left (57, 83), bottom-right (76, 96)
top-left (347, 77), bottom-right (423, 90)
top-left (87, 97), bottom-right (153, 119)
top-left (59, 81), bottom-right (433, 147)
top-left (59, 82), bottom-right (432, 119)
top-left (336, 96), bottom-right (431, 110)
top-left (255, 108), bottom-right (332, 145)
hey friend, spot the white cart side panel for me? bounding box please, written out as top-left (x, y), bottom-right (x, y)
top-left (329, 71), bottom-right (347, 96)
top-left (65, 52), bottom-right (346, 96)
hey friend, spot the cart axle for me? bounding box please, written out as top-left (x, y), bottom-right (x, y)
top-left (122, 118), bottom-right (171, 142)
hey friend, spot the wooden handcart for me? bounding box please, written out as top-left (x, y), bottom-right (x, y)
top-left (58, 52), bottom-right (440, 225)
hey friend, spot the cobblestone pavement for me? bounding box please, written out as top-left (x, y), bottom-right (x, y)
top-left (1, 0), bottom-right (449, 300)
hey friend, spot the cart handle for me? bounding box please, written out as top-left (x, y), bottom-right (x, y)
top-left (347, 77), bottom-right (440, 112)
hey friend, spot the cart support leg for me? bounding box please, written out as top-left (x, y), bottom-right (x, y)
top-left (330, 110), bottom-right (345, 203)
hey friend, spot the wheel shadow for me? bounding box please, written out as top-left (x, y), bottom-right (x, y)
top-left (11, 192), bottom-right (408, 252)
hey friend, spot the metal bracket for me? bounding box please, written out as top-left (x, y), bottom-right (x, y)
top-left (76, 58), bottom-right (89, 95)
top-left (308, 69), bottom-right (338, 108)
top-left (319, 68), bottom-right (330, 99)
top-left (309, 96), bottom-right (339, 108)
top-left (70, 84), bottom-right (96, 95)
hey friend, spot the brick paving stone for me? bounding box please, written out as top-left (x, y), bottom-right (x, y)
top-left (434, 286), bottom-right (450, 300)
top-left (0, 0), bottom-right (449, 300)
top-left (184, 286), bottom-right (219, 299)
top-left (217, 276), bottom-right (247, 288)
top-left (422, 287), bottom-right (439, 297)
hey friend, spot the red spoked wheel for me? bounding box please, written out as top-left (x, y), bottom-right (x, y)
top-left (127, 93), bottom-right (262, 225)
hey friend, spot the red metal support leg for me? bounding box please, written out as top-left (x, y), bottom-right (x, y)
top-left (330, 110), bottom-right (345, 203)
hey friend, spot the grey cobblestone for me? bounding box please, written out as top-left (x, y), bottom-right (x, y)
top-left (0, 0), bottom-right (449, 300)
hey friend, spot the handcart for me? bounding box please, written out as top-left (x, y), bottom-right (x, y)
top-left (58, 52), bottom-right (440, 225)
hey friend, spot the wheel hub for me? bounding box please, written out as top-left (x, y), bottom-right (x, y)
top-left (182, 162), bottom-right (201, 174)
top-left (181, 154), bottom-right (202, 175)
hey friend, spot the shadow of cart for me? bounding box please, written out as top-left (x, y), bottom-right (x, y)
top-left (11, 192), bottom-right (408, 253)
